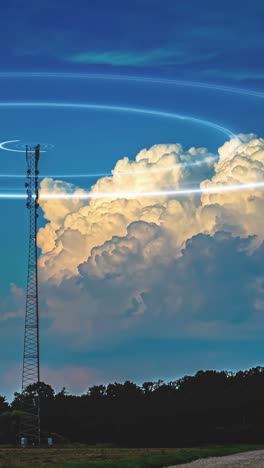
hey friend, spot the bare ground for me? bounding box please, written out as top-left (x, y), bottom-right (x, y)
top-left (167, 449), bottom-right (264, 468)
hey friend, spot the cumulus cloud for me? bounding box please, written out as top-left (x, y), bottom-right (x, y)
top-left (38, 143), bottom-right (215, 282)
top-left (33, 134), bottom-right (264, 343)
top-left (201, 134), bottom-right (264, 242)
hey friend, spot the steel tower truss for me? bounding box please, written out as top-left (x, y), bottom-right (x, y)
top-left (21, 144), bottom-right (40, 445)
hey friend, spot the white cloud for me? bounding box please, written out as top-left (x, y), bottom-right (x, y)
top-left (31, 134), bottom-right (264, 342)
top-left (38, 142), bottom-right (216, 282)
top-left (3, 135), bottom-right (264, 344)
top-left (201, 134), bottom-right (264, 242)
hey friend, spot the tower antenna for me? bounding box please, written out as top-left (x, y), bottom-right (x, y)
top-left (21, 144), bottom-right (40, 446)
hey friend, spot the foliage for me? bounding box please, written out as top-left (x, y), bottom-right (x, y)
top-left (2, 367), bottom-right (264, 445)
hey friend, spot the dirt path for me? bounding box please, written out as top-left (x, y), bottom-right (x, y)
top-left (166, 450), bottom-right (264, 467)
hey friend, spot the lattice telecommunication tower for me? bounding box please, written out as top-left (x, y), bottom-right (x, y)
top-left (21, 144), bottom-right (41, 445)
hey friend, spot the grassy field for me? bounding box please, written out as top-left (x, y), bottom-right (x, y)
top-left (0, 444), bottom-right (264, 468)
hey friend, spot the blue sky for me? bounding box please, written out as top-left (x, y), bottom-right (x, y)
top-left (0, 0), bottom-right (264, 399)
top-left (1, 0), bottom-right (264, 86)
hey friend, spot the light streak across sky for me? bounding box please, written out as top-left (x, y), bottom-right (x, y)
top-left (0, 154), bottom-right (217, 179)
top-left (0, 101), bottom-right (235, 180)
top-left (0, 180), bottom-right (263, 200)
top-left (0, 71), bottom-right (263, 99)
top-left (0, 74), bottom-right (256, 197)
top-left (0, 140), bottom-right (48, 153)
top-left (0, 101), bottom-right (236, 140)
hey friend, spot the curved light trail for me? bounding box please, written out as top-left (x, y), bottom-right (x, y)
top-left (0, 102), bottom-right (235, 140)
top-left (0, 140), bottom-right (27, 153)
top-left (0, 180), bottom-right (263, 200)
top-left (0, 75), bottom-right (258, 186)
top-left (0, 101), bottom-right (235, 178)
top-left (0, 172), bottom-right (110, 178)
top-left (15, 142), bottom-right (53, 151)
top-left (0, 156), bottom-right (217, 179)
top-left (0, 139), bottom-right (48, 153)
top-left (0, 72), bottom-right (263, 99)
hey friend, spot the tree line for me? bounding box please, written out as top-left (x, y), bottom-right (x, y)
top-left (1, 366), bottom-right (264, 446)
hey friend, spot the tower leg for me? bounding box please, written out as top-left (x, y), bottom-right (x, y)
top-left (20, 145), bottom-right (41, 446)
